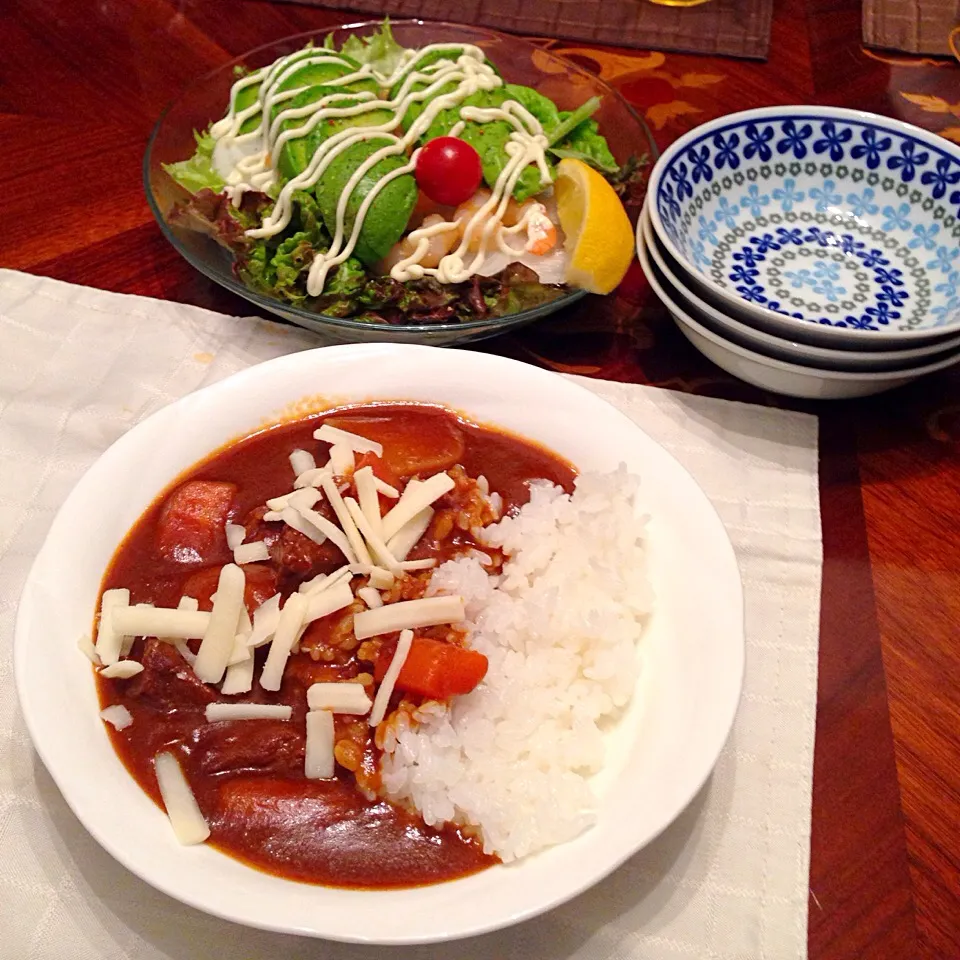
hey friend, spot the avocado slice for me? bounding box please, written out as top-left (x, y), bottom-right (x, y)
top-left (315, 137), bottom-right (417, 266)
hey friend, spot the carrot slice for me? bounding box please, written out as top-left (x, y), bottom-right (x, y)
top-left (374, 635), bottom-right (488, 700)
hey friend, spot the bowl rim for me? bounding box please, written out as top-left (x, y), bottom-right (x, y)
top-left (143, 19), bottom-right (657, 337)
top-left (637, 224), bottom-right (960, 384)
top-left (638, 205), bottom-right (960, 367)
top-left (13, 343), bottom-right (744, 943)
top-left (646, 104), bottom-right (960, 345)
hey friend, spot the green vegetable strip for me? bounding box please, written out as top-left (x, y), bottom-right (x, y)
top-left (546, 96), bottom-right (602, 147)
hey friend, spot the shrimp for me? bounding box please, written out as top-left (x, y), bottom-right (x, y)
top-left (454, 188), bottom-right (522, 251)
top-left (519, 201), bottom-right (558, 255)
top-left (380, 214), bottom-right (459, 272)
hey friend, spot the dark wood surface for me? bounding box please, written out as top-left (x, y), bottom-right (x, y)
top-left (3, 0), bottom-right (960, 956)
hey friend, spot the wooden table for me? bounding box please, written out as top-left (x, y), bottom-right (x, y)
top-left (3, 0), bottom-right (959, 956)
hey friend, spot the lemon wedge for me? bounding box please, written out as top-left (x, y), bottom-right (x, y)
top-left (554, 158), bottom-right (635, 295)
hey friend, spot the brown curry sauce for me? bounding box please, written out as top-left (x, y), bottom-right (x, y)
top-left (97, 404), bottom-right (574, 888)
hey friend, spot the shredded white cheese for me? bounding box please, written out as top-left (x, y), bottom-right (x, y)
top-left (205, 703), bottom-right (292, 722)
top-left (154, 751), bottom-right (210, 845)
top-left (194, 564), bottom-right (246, 684)
top-left (398, 558), bottom-right (437, 571)
top-left (353, 595), bottom-right (465, 640)
top-left (329, 444), bottom-right (355, 476)
top-left (386, 507), bottom-right (435, 561)
top-left (225, 522), bottom-right (246, 551)
top-left (95, 588), bottom-right (131, 666)
top-left (304, 710), bottom-right (335, 779)
top-left (293, 467), bottom-right (331, 490)
top-left (368, 566), bottom-right (396, 590)
top-left (303, 580), bottom-right (355, 625)
top-left (234, 541), bottom-right (270, 565)
top-left (77, 634), bottom-right (99, 664)
top-left (318, 473), bottom-right (370, 564)
top-left (259, 592), bottom-right (307, 691)
top-left (246, 593), bottom-right (282, 648)
top-left (344, 496), bottom-right (400, 572)
top-left (307, 682), bottom-right (372, 714)
top-left (289, 448), bottom-right (316, 477)
top-left (267, 487), bottom-right (322, 511)
top-left (99, 661), bottom-right (145, 680)
top-left (357, 586), bottom-right (383, 609)
top-left (374, 477), bottom-right (400, 498)
top-left (298, 564), bottom-right (352, 596)
top-left (280, 506), bottom-right (328, 545)
top-left (112, 606), bottom-right (211, 640)
top-left (314, 424), bottom-right (383, 457)
top-left (354, 466), bottom-right (383, 538)
top-left (382, 473), bottom-right (454, 541)
top-left (99, 704), bottom-right (133, 730)
top-left (295, 505), bottom-right (356, 561)
top-left (369, 629), bottom-right (413, 726)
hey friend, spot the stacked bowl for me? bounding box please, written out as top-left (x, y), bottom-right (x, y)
top-left (637, 106), bottom-right (960, 398)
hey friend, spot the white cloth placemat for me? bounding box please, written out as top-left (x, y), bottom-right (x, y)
top-left (0, 269), bottom-right (821, 960)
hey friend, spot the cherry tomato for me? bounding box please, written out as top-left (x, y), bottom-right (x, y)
top-left (415, 137), bottom-right (483, 207)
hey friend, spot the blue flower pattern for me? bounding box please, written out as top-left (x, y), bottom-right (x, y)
top-left (776, 120), bottom-right (813, 159)
top-left (908, 223), bottom-right (940, 251)
top-left (712, 132), bottom-right (741, 170)
top-left (740, 184), bottom-right (771, 218)
top-left (881, 203), bottom-right (911, 231)
top-left (813, 121), bottom-right (852, 161)
top-left (887, 140), bottom-right (929, 183)
top-left (921, 157), bottom-right (960, 200)
top-left (851, 128), bottom-right (892, 169)
top-left (713, 196), bottom-right (739, 230)
top-left (809, 180), bottom-right (841, 212)
top-left (845, 188), bottom-right (879, 218)
top-left (654, 115), bottom-right (960, 330)
top-left (772, 178), bottom-right (805, 212)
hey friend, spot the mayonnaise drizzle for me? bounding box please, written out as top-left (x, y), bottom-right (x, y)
top-left (211, 40), bottom-right (554, 293)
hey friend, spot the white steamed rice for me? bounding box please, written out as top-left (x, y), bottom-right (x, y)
top-left (379, 466), bottom-right (652, 861)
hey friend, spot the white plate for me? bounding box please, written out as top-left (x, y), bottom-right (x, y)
top-left (14, 344), bottom-right (744, 944)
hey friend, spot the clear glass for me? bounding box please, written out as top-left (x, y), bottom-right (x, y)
top-left (144, 20), bottom-right (658, 345)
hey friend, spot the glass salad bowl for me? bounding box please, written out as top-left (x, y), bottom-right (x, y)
top-left (143, 20), bottom-right (658, 345)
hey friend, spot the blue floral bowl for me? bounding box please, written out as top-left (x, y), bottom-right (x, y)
top-left (648, 106), bottom-right (960, 346)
